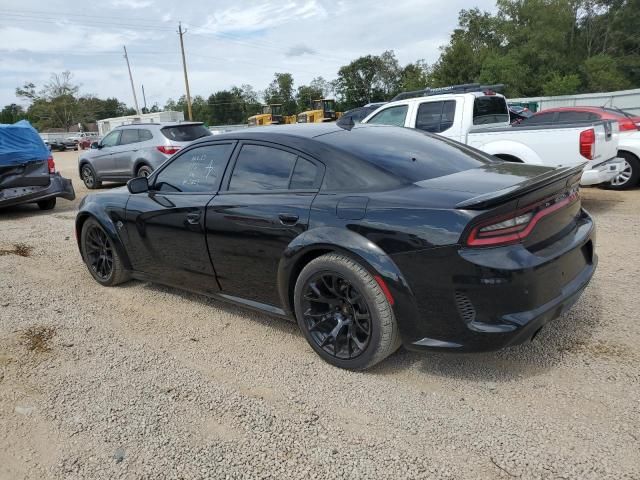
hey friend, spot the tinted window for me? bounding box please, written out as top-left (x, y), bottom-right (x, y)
top-left (519, 112), bottom-right (556, 125)
top-left (139, 129), bottom-right (153, 141)
top-left (473, 96), bottom-right (509, 125)
top-left (161, 124), bottom-right (212, 142)
top-left (229, 145), bottom-right (297, 191)
top-left (119, 129), bottom-right (139, 145)
top-left (154, 144), bottom-right (233, 193)
top-left (416, 100), bottom-right (456, 133)
top-left (290, 158), bottom-right (318, 189)
top-left (367, 105), bottom-right (408, 127)
top-left (101, 130), bottom-right (120, 147)
top-left (318, 126), bottom-right (493, 184)
top-left (556, 111), bottom-right (599, 123)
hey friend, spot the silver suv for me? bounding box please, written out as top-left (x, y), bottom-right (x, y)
top-left (77, 122), bottom-right (212, 189)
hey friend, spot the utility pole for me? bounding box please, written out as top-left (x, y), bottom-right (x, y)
top-left (141, 84), bottom-right (147, 112)
top-left (123, 46), bottom-right (141, 115)
top-left (178, 22), bottom-right (193, 121)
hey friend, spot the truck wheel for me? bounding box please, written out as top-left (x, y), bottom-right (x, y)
top-left (605, 152), bottom-right (639, 190)
top-left (37, 198), bottom-right (56, 210)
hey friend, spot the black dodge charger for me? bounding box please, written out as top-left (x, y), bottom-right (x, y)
top-left (76, 124), bottom-right (596, 370)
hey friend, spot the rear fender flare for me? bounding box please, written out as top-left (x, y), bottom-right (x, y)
top-left (277, 227), bottom-right (419, 337)
top-left (75, 202), bottom-right (132, 270)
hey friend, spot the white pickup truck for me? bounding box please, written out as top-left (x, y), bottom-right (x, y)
top-left (361, 89), bottom-right (624, 186)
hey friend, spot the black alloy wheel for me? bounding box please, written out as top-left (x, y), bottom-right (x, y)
top-left (294, 253), bottom-right (400, 370)
top-left (301, 272), bottom-right (371, 360)
top-left (84, 224), bottom-right (114, 281)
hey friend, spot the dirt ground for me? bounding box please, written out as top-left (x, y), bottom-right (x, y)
top-left (0, 150), bottom-right (639, 479)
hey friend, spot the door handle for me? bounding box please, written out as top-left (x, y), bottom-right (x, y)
top-left (186, 212), bottom-right (201, 225)
top-left (278, 213), bottom-right (299, 225)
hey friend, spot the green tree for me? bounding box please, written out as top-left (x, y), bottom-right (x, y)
top-left (583, 54), bottom-right (631, 92)
top-left (542, 74), bottom-right (582, 96)
top-left (264, 73), bottom-right (296, 115)
top-left (0, 104), bottom-right (27, 124)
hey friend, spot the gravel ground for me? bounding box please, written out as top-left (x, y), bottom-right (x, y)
top-left (1, 150), bottom-right (639, 479)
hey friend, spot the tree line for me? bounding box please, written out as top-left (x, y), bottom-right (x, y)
top-left (3, 0), bottom-right (638, 130)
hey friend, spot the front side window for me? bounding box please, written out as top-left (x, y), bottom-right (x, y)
top-left (416, 101), bottom-right (456, 133)
top-left (228, 145), bottom-right (297, 191)
top-left (101, 130), bottom-right (120, 148)
top-left (367, 105), bottom-right (408, 127)
top-left (519, 112), bottom-right (556, 125)
top-left (119, 129), bottom-right (139, 145)
top-left (154, 144), bottom-right (233, 193)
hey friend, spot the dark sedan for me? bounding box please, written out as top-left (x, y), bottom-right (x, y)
top-left (76, 124), bottom-right (596, 370)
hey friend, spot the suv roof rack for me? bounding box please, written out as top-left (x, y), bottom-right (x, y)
top-left (391, 83), bottom-right (505, 101)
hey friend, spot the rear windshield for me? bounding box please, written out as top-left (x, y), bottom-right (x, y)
top-left (473, 96), bottom-right (509, 125)
top-left (161, 124), bottom-right (212, 142)
top-left (320, 126), bottom-right (493, 185)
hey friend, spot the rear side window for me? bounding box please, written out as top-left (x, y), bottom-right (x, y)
top-left (416, 100), bottom-right (456, 133)
top-left (289, 158), bottom-right (319, 189)
top-left (161, 124), bottom-right (212, 142)
top-left (229, 145), bottom-right (297, 191)
top-left (367, 105), bottom-right (408, 127)
top-left (119, 129), bottom-right (139, 145)
top-left (139, 129), bottom-right (153, 141)
top-left (556, 111), bottom-right (600, 123)
top-left (473, 96), bottom-right (509, 125)
top-left (154, 144), bottom-right (233, 193)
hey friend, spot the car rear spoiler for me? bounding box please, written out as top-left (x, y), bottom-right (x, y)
top-left (456, 164), bottom-right (585, 210)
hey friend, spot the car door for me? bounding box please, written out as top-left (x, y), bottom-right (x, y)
top-left (123, 141), bottom-right (236, 294)
top-left (112, 128), bottom-right (142, 176)
top-left (206, 142), bottom-right (323, 309)
top-left (91, 130), bottom-right (120, 177)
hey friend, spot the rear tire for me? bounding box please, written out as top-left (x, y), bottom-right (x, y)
top-left (80, 218), bottom-right (130, 286)
top-left (294, 253), bottom-right (401, 370)
top-left (37, 198), bottom-right (56, 210)
top-left (136, 165), bottom-right (153, 178)
top-left (604, 152), bottom-right (639, 190)
top-left (81, 164), bottom-right (101, 190)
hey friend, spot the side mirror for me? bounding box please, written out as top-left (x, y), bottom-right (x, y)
top-left (127, 176), bottom-right (149, 194)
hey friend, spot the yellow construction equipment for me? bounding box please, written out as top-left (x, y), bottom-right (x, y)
top-left (296, 99), bottom-right (343, 123)
top-left (247, 104), bottom-right (296, 126)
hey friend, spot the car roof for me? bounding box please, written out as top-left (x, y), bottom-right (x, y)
top-left (535, 106), bottom-right (606, 115)
top-left (114, 121), bottom-right (204, 129)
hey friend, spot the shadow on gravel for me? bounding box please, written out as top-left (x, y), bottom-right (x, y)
top-left (138, 282), bottom-right (300, 336)
top-left (371, 286), bottom-right (604, 382)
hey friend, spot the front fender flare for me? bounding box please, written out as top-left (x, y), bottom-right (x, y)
top-left (277, 227), bottom-right (419, 338)
top-left (75, 199), bottom-right (132, 270)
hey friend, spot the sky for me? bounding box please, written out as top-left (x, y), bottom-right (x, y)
top-left (0, 0), bottom-right (496, 109)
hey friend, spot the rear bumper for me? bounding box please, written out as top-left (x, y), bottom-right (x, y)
top-left (0, 173), bottom-right (75, 208)
top-left (580, 156), bottom-right (625, 186)
top-left (393, 210), bottom-right (597, 353)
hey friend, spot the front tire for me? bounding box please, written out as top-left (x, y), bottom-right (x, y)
top-left (81, 164), bottom-right (101, 190)
top-left (81, 218), bottom-right (130, 286)
top-left (294, 253), bottom-right (401, 370)
top-left (37, 198), bottom-right (56, 210)
top-left (605, 152), bottom-right (639, 190)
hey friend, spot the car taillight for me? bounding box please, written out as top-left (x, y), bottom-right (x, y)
top-left (465, 188), bottom-right (580, 247)
top-left (618, 119), bottom-right (638, 132)
top-left (47, 155), bottom-right (55, 174)
top-left (579, 128), bottom-right (595, 160)
top-left (157, 145), bottom-right (181, 155)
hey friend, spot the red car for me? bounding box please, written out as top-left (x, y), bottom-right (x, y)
top-left (524, 106), bottom-right (640, 132)
top-left (521, 106), bottom-right (640, 189)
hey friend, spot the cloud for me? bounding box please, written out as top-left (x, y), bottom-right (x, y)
top-left (286, 44), bottom-right (316, 57)
top-left (193, 0), bottom-right (327, 35)
top-left (110, 0), bottom-right (152, 8)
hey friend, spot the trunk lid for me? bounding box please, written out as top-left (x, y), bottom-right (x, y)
top-left (0, 160), bottom-right (50, 190)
